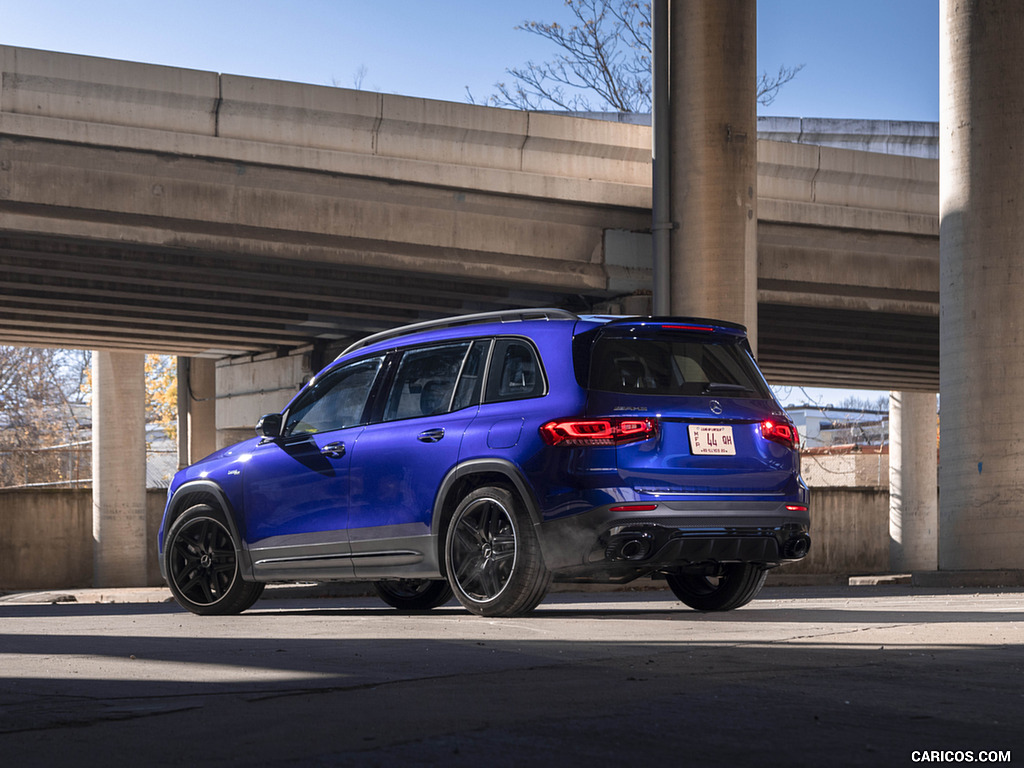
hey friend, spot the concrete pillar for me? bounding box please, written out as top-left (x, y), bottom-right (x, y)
top-left (889, 392), bottom-right (938, 571)
top-left (92, 350), bottom-right (147, 586)
top-left (669, 0), bottom-right (758, 350)
top-left (187, 358), bottom-right (217, 461)
top-left (940, 1), bottom-right (1024, 569)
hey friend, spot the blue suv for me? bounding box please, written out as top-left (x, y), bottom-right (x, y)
top-left (159, 309), bottom-right (809, 617)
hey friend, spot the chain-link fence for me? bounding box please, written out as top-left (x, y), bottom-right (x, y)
top-left (0, 442), bottom-right (176, 489)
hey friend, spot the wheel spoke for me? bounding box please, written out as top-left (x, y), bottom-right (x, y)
top-left (478, 568), bottom-right (498, 598)
top-left (172, 532), bottom-right (200, 555)
top-left (455, 550), bottom-right (485, 586)
top-left (490, 532), bottom-right (516, 561)
top-left (179, 569), bottom-right (210, 599)
top-left (454, 522), bottom-right (481, 553)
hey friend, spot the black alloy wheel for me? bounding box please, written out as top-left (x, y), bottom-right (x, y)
top-left (445, 486), bottom-right (550, 617)
top-left (164, 504), bottom-right (264, 615)
top-left (372, 579), bottom-right (453, 611)
top-left (665, 562), bottom-right (767, 612)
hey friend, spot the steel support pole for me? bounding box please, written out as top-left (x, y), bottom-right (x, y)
top-left (652, 0), bottom-right (671, 316)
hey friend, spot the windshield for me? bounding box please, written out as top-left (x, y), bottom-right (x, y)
top-left (583, 332), bottom-right (772, 399)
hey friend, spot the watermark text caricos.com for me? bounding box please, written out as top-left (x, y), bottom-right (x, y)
top-left (911, 751), bottom-right (1011, 763)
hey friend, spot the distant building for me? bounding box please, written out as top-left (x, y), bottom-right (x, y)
top-left (786, 406), bottom-right (888, 450)
top-left (786, 405), bottom-right (890, 489)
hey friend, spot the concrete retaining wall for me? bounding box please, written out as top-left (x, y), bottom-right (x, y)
top-left (780, 487), bottom-right (890, 578)
top-left (1, 486), bottom-right (890, 590)
top-left (0, 489), bottom-right (166, 590)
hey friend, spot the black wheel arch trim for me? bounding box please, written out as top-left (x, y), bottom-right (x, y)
top-left (161, 480), bottom-right (255, 581)
top-left (431, 458), bottom-right (543, 538)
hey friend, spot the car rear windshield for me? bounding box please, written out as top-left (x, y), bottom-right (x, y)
top-left (580, 330), bottom-right (772, 398)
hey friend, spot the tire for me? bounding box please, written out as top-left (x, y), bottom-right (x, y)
top-left (666, 563), bottom-right (767, 612)
top-left (372, 579), bottom-right (453, 611)
top-left (164, 504), bottom-right (264, 615)
top-left (444, 486), bottom-right (551, 617)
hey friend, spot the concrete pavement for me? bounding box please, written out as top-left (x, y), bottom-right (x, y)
top-left (0, 584), bottom-right (1021, 767)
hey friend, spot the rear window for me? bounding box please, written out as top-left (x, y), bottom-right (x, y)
top-left (583, 332), bottom-right (771, 398)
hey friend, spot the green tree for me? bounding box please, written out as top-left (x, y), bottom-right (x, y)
top-left (146, 355), bottom-right (178, 442)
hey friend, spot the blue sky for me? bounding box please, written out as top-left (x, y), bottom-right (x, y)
top-left (1, 0), bottom-right (939, 121)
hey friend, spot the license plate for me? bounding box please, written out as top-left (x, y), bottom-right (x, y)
top-left (688, 425), bottom-right (736, 455)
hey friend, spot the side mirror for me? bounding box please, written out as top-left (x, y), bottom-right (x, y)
top-left (255, 413), bottom-right (283, 439)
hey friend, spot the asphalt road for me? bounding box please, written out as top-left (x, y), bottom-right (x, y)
top-left (1, 585), bottom-right (1021, 767)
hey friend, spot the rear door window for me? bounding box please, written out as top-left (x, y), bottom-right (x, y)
top-left (382, 342), bottom-right (472, 421)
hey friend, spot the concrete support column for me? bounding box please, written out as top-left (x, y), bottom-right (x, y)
top-left (669, 0), bottom-right (758, 350)
top-left (187, 358), bottom-right (217, 462)
top-left (92, 350), bottom-right (147, 586)
top-left (889, 392), bottom-right (938, 571)
top-left (176, 356), bottom-right (218, 467)
top-left (939, 1), bottom-right (1024, 569)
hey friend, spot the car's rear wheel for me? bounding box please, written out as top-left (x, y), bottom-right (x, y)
top-left (445, 486), bottom-right (550, 617)
top-left (372, 579), bottom-right (453, 611)
top-left (165, 504), bottom-right (264, 615)
top-left (665, 563), bottom-right (767, 611)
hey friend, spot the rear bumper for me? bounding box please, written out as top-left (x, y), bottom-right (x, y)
top-left (537, 500), bottom-right (810, 582)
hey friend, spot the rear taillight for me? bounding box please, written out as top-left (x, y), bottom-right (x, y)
top-left (761, 419), bottom-right (799, 449)
top-left (540, 417), bottom-right (659, 446)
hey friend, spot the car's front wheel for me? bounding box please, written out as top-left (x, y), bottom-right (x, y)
top-left (665, 563), bottom-right (767, 611)
top-left (164, 504), bottom-right (264, 615)
top-left (444, 486), bottom-right (550, 617)
top-left (372, 579), bottom-right (453, 611)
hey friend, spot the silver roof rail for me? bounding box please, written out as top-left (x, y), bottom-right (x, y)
top-left (338, 308), bottom-right (579, 357)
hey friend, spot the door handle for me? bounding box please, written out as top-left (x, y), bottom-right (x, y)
top-left (417, 428), bottom-right (445, 443)
top-left (320, 441), bottom-right (346, 459)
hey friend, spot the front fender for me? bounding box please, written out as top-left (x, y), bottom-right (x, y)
top-left (160, 480), bottom-right (255, 581)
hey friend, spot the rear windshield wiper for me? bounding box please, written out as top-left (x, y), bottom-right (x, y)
top-left (701, 382), bottom-right (755, 395)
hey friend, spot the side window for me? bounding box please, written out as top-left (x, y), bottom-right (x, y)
top-left (485, 339), bottom-right (546, 403)
top-left (284, 356), bottom-right (383, 436)
top-left (383, 342), bottom-right (471, 422)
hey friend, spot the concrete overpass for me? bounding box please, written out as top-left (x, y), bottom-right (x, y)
top-left (0, 44), bottom-right (939, 399)
top-left (0, 39), bottom-right (944, 586)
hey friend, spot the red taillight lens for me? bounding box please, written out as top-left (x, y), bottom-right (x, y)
top-left (761, 419), bottom-right (799, 449)
top-left (540, 417), bottom-right (658, 446)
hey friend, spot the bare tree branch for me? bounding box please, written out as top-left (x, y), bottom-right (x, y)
top-left (483, 0), bottom-right (802, 113)
top-left (756, 63), bottom-right (805, 107)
